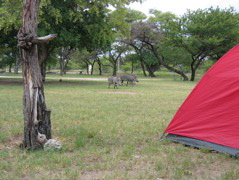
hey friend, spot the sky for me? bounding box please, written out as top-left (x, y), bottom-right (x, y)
top-left (129, 0), bottom-right (239, 16)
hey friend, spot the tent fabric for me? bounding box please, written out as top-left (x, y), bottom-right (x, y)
top-left (164, 44), bottom-right (239, 150)
top-left (166, 134), bottom-right (239, 156)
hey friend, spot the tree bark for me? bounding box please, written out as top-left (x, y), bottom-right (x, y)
top-left (14, 50), bottom-right (22, 74)
top-left (190, 55), bottom-right (206, 81)
top-left (41, 62), bottom-right (47, 82)
top-left (131, 62), bottom-right (134, 74)
top-left (96, 57), bottom-right (102, 75)
top-left (139, 58), bottom-right (147, 77)
top-left (8, 63), bottom-right (12, 73)
top-left (17, 0), bottom-right (56, 149)
top-left (59, 58), bottom-right (64, 76)
top-left (90, 61), bottom-right (95, 75)
top-left (146, 64), bottom-right (156, 77)
top-left (112, 64), bottom-right (117, 76)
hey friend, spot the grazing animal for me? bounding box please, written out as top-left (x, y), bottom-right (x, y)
top-left (120, 74), bottom-right (139, 86)
top-left (108, 76), bottom-right (121, 89)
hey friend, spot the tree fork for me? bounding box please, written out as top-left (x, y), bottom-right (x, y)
top-left (18, 0), bottom-right (56, 149)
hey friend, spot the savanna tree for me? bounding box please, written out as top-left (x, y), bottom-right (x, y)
top-left (103, 42), bottom-right (127, 76)
top-left (129, 21), bottom-right (189, 80)
top-left (168, 7), bottom-right (239, 81)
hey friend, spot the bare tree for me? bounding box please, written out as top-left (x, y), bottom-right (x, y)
top-left (17, 0), bottom-right (57, 149)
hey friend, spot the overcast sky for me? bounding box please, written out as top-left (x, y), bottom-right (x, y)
top-left (129, 0), bottom-right (239, 16)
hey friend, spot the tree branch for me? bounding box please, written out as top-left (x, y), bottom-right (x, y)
top-left (32, 34), bottom-right (57, 44)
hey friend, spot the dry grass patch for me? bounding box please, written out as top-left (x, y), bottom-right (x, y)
top-left (99, 92), bottom-right (141, 95)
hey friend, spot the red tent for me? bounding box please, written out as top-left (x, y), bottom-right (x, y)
top-left (164, 44), bottom-right (239, 156)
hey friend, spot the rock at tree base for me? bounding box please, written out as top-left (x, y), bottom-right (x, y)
top-left (44, 139), bottom-right (62, 151)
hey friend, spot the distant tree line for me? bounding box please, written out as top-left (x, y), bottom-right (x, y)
top-left (0, 2), bottom-right (239, 81)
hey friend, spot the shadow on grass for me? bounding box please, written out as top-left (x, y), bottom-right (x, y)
top-left (46, 80), bottom-right (106, 87)
top-left (0, 79), bottom-right (23, 85)
top-left (0, 79), bottom-right (106, 87)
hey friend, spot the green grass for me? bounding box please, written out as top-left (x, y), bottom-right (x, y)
top-left (0, 73), bottom-right (239, 179)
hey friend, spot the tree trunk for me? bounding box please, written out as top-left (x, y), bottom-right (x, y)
top-left (97, 58), bottom-right (102, 75)
top-left (38, 44), bottom-right (52, 81)
top-left (140, 60), bottom-right (147, 77)
top-left (112, 64), bottom-right (117, 76)
top-left (131, 62), bottom-right (134, 74)
top-left (17, 0), bottom-right (56, 149)
top-left (190, 68), bottom-right (196, 81)
top-left (59, 59), bottom-right (64, 76)
top-left (190, 56), bottom-right (205, 81)
top-left (41, 62), bottom-right (47, 82)
top-left (146, 64), bottom-right (156, 77)
top-left (90, 61), bottom-right (95, 75)
top-left (9, 63), bottom-right (12, 73)
top-left (14, 51), bottom-right (22, 74)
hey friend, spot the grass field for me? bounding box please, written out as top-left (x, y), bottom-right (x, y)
top-left (0, 73), bottom-right (239, 180)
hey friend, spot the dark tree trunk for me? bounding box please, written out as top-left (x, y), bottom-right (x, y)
top-left (38, 44), bottom-right (52, 81)
top-left (190, 56), bottom-right (205, 81)
top-left (190, 58), bottom-right (196, 81)
top-left (59, 59), bottom-right (64, 76)
top-left (8, 63), bottom-right (12, 73)
top-left (14, 50), bottom-right (22, 74)
top-left (112, 64), bottom-right (117, 76)
top-left (190, 68), bottom-right (196, 81)
top-left (41, 62), bottom-right (47, 82)
top-left (97, 57), bottom-right (102, 75)
top-left (140, 60), bottom-right (147, 77)
top-left (146, 64), bottom-right (156, 77)
top-left (17, 0), bottom-right (56, 149)
top-left (131, 62), bottom-right (134, 74)
top-left (63, 62), bottom-right (68, 74)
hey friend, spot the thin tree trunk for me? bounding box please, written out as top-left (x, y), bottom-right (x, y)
top-left (139, 60), bottom-right (147, 77)
top-left (60, 59), bottom-right (64, 76)
top-left (90, 61), bottom-right (95, 75)
top-left (9, 63), bottom-right (12, 73)
top-left (131, 62), bottom-right (134, 74)
top-left (17, 0), bottom-right (56, 149)
top-left (41, 62), bottom-right (47, 82)
top-left (190, 58), bottom-right (196, 81)
top-left (38, 44), bottom-right (51, 81)
top-left (14, 51), bottom-right (22, 74)
top-left (97, 58), bottom-right (102, 75)
top-left (190, 55), bottom-right (205, 81)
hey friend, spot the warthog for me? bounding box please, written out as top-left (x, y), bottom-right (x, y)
top-left (108, 76), bottom-right (121, 89)
top-left (120, 74), bottom-right (139, 86)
